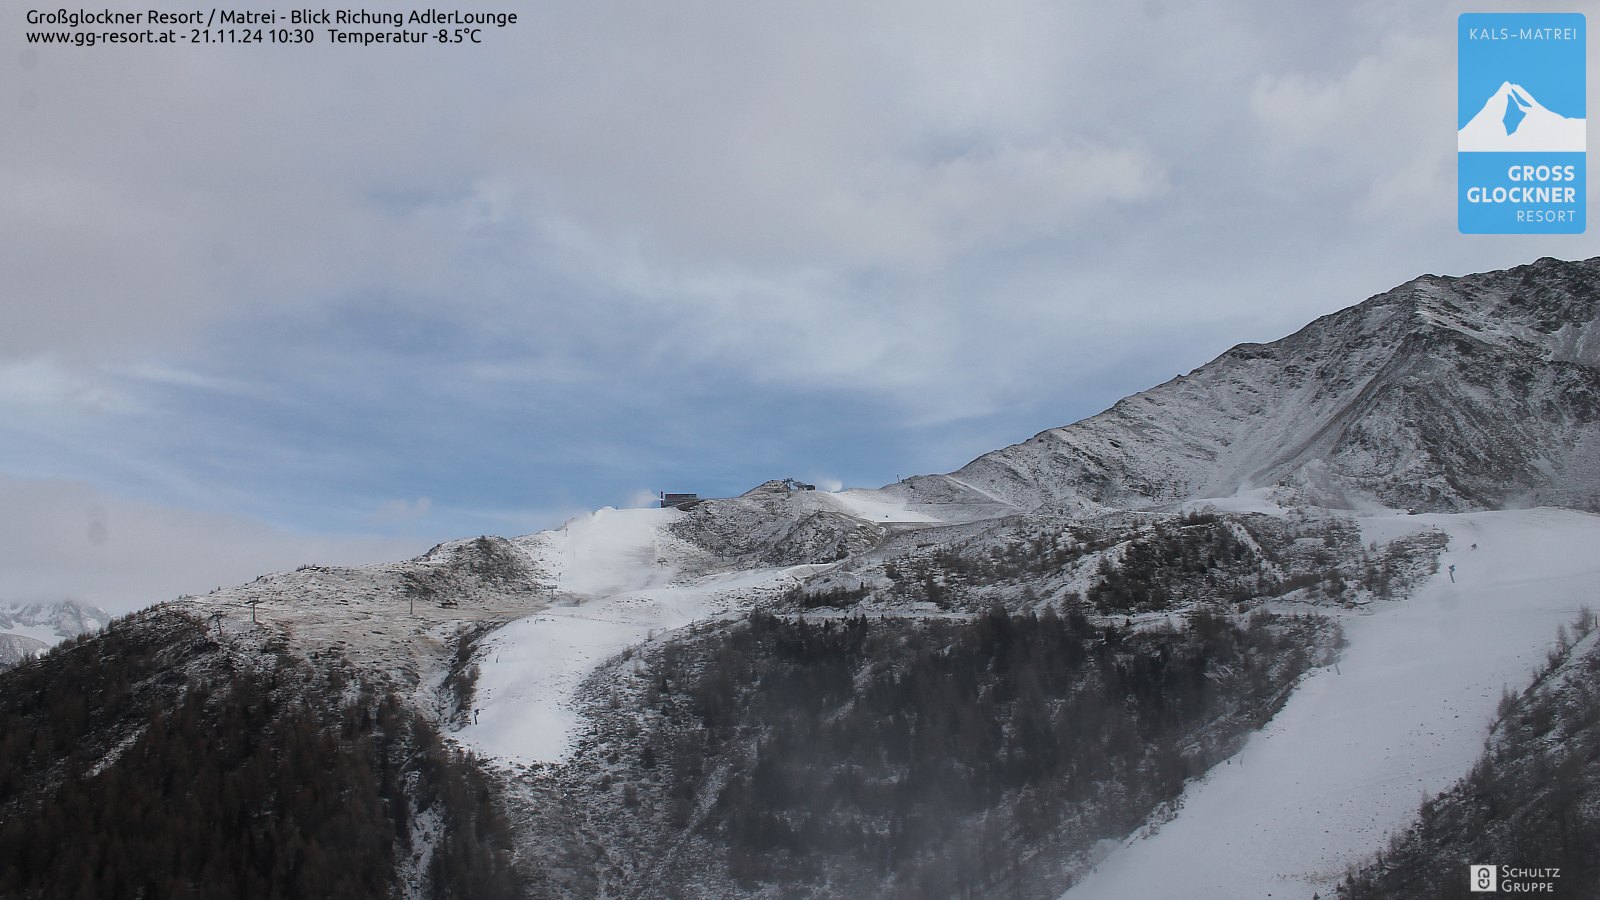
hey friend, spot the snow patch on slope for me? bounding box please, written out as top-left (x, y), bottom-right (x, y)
top-left (824, 489), bottom-right (944, 524)
top-left (515, 506), bottom-right (680, 598)
top-left (458, 507), bottom-right (832, 765)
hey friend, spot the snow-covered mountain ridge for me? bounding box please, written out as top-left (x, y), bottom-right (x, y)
top-left (886, 256), bottom-right (1600, 516)
top-left (0, 599), bottom-right (109, 670)
top-left (0, 598), bottom-right (110, 642)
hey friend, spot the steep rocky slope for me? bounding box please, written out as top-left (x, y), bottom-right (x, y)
top-left (888, 257), bottom-right (1600, 515)
top-left (0, 634), bottom-right (47, 672)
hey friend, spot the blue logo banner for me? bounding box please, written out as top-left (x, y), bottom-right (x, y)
top-left (1458, 13), bottom-right (1586, 234)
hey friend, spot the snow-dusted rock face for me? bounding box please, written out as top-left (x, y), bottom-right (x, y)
top-left (0, 633), bottom-right (48, 671)
top-left (0, 599), bottom-right (111, 643)
top-left (186, 534), bottom-right (554, 701)
top-left (670, 482), bottom-right (889, 565)
top-left (890, 256), bottom-right (1600, 515)
top-left (0, 599), bottom-right (110, 669)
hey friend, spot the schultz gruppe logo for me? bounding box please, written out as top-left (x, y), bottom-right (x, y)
top-left (1459, 13), bottom-right (1586, 234)
top-left (1468, 864), bottom-right (1564, 892)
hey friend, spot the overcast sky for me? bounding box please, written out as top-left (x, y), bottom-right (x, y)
top-left (3, 0), bottom-right (1595, 613)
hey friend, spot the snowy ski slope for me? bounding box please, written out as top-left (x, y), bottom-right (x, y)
top-left (457, 506), bottom-right (833, 764)
top-left (1062, 507), bottom-right (1600, 900)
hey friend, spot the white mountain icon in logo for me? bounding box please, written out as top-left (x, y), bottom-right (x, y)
top-left (1459, 81), bottom-right (1586, 152)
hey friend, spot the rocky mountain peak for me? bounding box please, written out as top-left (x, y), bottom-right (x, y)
top-left (886, 256), bottom-right (1600, 515)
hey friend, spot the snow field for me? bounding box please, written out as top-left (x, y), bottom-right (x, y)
top-left (824, 489), bottom-right (945, 524)
top-left (458, 506), bottom-right (831, 765)
top-left (1062, 507), bottom-right (1600, 900)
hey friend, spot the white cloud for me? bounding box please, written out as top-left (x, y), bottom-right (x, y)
top-left (0, 356), bottom-right (137, 418)
top-left (370, 496), bottom-right (433, 524)
top-left (809, 138), bottom-right (1167, 267)
top-left (623, 488), bottom-right (662, 509)
top-left (0, 475), bottom-right (428, 614)
top-left (1248, 32), bottom-right (1453, 222)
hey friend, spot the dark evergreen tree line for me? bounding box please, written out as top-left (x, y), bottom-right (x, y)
top-left (0, 609), bottom-right (523, 900)
top-left (1088, 514), bottom-right (1259, 612)
top-left (863, 511), bottom-right (1393, 616)
top-left (622, 605), bottom-right (1336, 897)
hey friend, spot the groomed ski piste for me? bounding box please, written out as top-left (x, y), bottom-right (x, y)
top-left (457, 488), bottom-right (950, 764)
top-left (457, 503), bottom-right (841, 764)
top-left (1062, 505), bottom-right (1600, 900)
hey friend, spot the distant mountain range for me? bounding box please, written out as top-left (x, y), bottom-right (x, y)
top-left (0, 599), bottom-right (110, 669)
